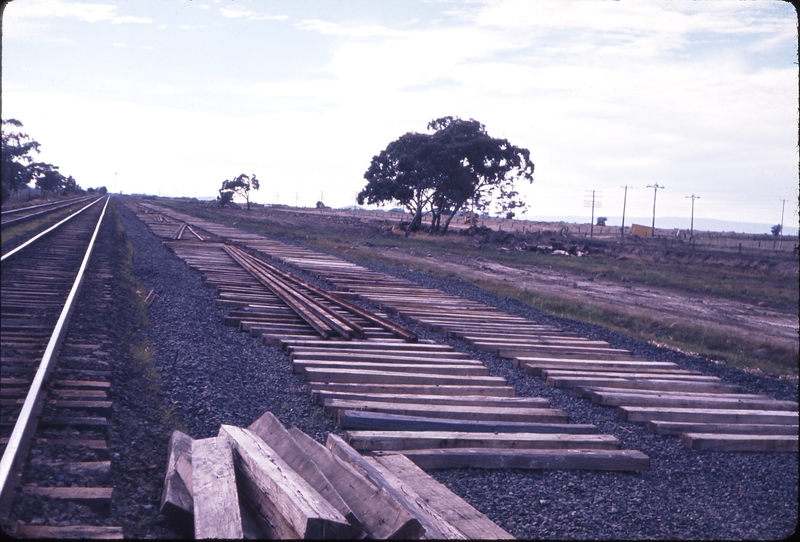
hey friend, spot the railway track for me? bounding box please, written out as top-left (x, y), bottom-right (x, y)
top-left (1, 196), bottom-right (97, 228)
top-left (0, 196), bottom-right (124, 538)
top-left (128, 202), bottom-right (652, 476)
top-left (131, 201), bottom-right (798, 456)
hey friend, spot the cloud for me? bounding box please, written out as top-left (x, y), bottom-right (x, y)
top-left (6, 0), bottom-right (152, 24)
top-left (219, 7), bottom-right (288, 21)
top-left (295, 19), bottom-right (407, 37)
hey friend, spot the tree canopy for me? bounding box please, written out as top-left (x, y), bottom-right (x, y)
top-left (357, 117), bottom-right (534, 235)
top-left (218, 173), bottom-right (260, 209)
top-left (2, 118), bottom-right (82, 201)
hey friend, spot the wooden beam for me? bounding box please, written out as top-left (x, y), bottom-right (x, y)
top-left (548, 376), bottom-right (741, 393)
top-left (247, 412), bottom-right (360, 535)
top-left (325, 434), bottom-right (468, 540)
top-left (295, 360), bottom-right (490, 376)
top-left (339, 410), bottom-right (596, 434)
top-left (618, 407), bottom-right (799, 424)
top-left (396, 448), bottom-right (651, 471)
top-left (192, 436), bottom-right (243, 539)
top-left (344, 430), bottom-right (621, 451)
top-left (160, 430), bottom-right (193, 517)
top-left (288, 427), bottom-right (424, 539)
top-left (373, 453), bottom-right (514, 539)
top-left (220, 425), bottom-right (352, 539)
top-left (681, 433), bottom-right (799, 452)
top-left (309, 382), bottom-right (515, 399)
top-left (304, 367), bottom-right (507, 386)
top-left (648, 421), bottom-right (800, 436)
top-left (326, 399), bottom-right (568, 423)
top-left (315, 391), bottom-right (549, 409)
top-left (590, 391), bottom-right (797, 411)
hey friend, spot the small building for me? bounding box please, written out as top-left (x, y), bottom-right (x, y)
top-left (630, 223), bottom-right (653, 238)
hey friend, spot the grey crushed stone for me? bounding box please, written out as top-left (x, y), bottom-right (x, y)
top-left (118, 204), bottom-right (798, 540)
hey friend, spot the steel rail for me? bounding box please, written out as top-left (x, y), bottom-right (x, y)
top-left (1, 195), bottom-right (97, 227)
top-left (242, 247), bottom-right (418, 342)
top-left (239, 249), bottom-right (363, 339)
top-left (0, 195), bottom-right (93, 216)
top-left (223, 244), bottom-right (363, 339)
top-left (0, 196), bottom-right (110, 508)
top-left (1, 197), bottom-right (104, 262)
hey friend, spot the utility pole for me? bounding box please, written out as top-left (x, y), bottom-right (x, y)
top-left (620, 185), bottom-right (630, 239)
top-left (584, 190), bottom-right (602, 238)
top-left (296, 192), bottom-right (299, 208)
top-left (114, 172), bottom-right (118, 194)
top-left (646, 183), bottom-right (665, 236)
top-left (685, 194), bottom-right (700, 238)
top-left (780, 199), bottom-right (787, 238)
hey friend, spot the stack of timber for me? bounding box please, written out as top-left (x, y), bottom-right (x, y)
top-left (163, 216), bottom-right (793, 455)
top-left (160, 411), bottom-right (512, 539)
top-left (128, 202), bottom-right (650, 472)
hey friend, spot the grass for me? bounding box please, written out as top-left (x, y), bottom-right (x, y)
top-left (158, 199), bottom-right (799, 376)
top-left (113, 211), bottom-right (187, 432)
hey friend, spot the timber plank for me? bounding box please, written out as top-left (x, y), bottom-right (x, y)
top-left (373, 453), bottom-right (514, 539)
top-left (521, 360), bottom-right (680, 373)
top-left (396, 448), bottom-right (651, 471)
top-left (247, 412), bottom-right (360, 534)
top-left (314, 391), bottom-right (549, 408)
top-left (339, 410), bottom-right (596, 434)
top-left (21, 486), bottom-right (113, 502)
top-left (591, 392), bottom-right (798, 411)
top-left (618, 407), bottom-right (799, 425)
top-left (681, 433), bottom-right (799, 452)
top-left (192, 436), bottom-right (243, 539)
top-left (14, 525), bottom-right (123, 539)
top-left (326, 434), bottom-right (468, 540)
top-left (160, 430), bottom-right (193, 516)
top-left (304, 367), bottom-right (507, 386)
top-left (220, 425), bottom-right (352, 539)
top-left (648, 421), bottom-right (800, 436)
top-left (547, 377), bottom-right (741, 393)
top-left (295, 360), bottom-right (489, 376)
top-left (325, 399), bottom-right (568, 423)
top-left (288, 427), bottom-right (424, 539)
top-left (344, 430), bottom-right (621, 451)
top-left (309, 382), bottom-right (516, 398)
top-left (291, 350), bottom-right (472, 361)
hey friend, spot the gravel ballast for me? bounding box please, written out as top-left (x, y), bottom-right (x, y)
top-left (115, 202), bottom-right (798, 540)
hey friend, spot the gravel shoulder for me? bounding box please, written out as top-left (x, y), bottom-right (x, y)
top-left (115, 201), bottom-right (798, 540)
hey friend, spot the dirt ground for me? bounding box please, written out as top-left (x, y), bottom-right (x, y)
top-left (368, 245), bottom-right (798, 355)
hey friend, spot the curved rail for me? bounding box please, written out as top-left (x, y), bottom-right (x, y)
top-left (1, 197), bottom-right (104, 262)
top-left (0, 196), bottom-right (110, 510)
top-left (1, 195), bottom-right (96, 226)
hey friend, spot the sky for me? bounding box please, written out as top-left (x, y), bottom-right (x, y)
top-left (2, 0), bottom-right (798, 233)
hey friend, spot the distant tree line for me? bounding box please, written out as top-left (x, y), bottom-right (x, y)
top-left (357, 116), bottom-right (534, 235)
top-left (1, 119), bottom-right (103, 202)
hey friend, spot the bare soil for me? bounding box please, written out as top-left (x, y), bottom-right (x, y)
top-left (371, 246), bottom-right (798, 355)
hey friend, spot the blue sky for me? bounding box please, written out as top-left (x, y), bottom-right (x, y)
top-left (2, 0), bottom-right (797, 232)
